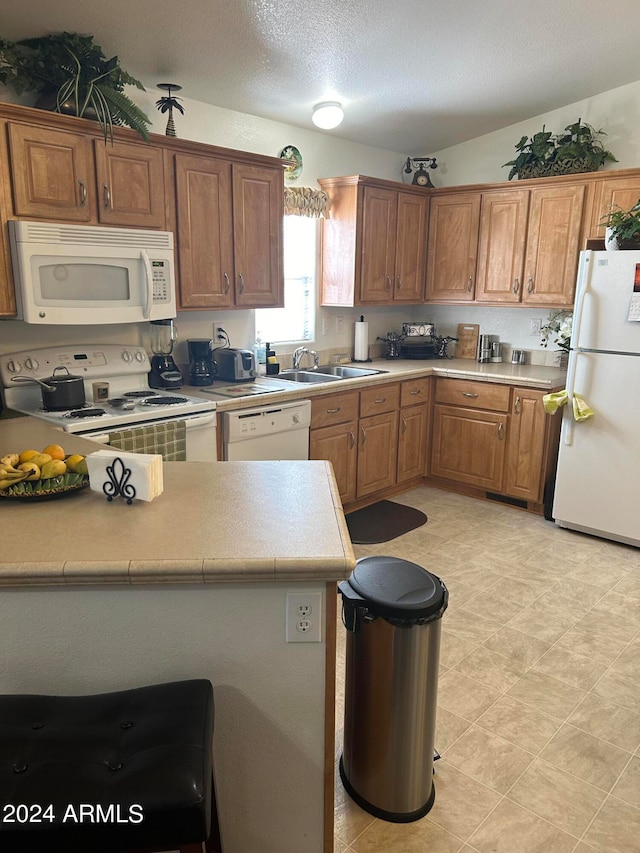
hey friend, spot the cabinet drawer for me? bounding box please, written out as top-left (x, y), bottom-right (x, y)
top-left (400, 377), bottom-right (430, 407)
top-left (359, 383), bottom-right (400, 417)
top-left (310, 391), bottom-right (359, 428)
top-left (434, 378), bottom-right (510, 412)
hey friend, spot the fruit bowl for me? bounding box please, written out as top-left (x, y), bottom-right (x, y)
top-left (0, 472), bottom-right (90, 500)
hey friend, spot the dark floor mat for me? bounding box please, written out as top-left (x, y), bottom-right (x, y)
top-left (346, 500), bottom-right (427, 544)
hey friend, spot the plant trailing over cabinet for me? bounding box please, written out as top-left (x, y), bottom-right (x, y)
top-left (599, 199), bottom-right (640, 249)
top-left (503, 118), bottom-right (617, 180)
top-left (0, 32), bottom-right (151, 141)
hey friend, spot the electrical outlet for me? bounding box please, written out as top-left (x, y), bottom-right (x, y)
top-left (322, 316), bottom-right (333, 336)
top-left (286, 592), bottom-right (322, 642)
top-left (530, 318), bottom-right (542, 335)
top-left (213, 322), bottom-right (226, 344)
top-left (336, 315), bottom-right (345, 334)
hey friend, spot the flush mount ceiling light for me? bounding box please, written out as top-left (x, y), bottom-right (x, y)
top-left (312, 101), bottom-right (344, 130)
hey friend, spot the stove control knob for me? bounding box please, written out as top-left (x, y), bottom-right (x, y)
top-left (6, 359), bottom-right (21, 374)
top-left (121, 350), bottom-right (133, 363)
top-left (134, 350), bottom-right (146, 363)
top-left (24, 357), bottom-right (39, 372)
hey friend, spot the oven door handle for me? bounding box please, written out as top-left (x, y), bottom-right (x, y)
top-left (182, 412), bottom-right (217, 429)
top-left (141, 249), bottom-right (153, 320)
top-left (84, 412), bottom-right (217, 444)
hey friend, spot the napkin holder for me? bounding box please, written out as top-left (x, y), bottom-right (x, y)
top-left (86, 450), bottom-right (163, 504)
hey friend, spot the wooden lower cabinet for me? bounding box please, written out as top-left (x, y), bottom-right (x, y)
top-left (309, 421), bottom-right (357, 505)
top-left (357, 410), bottom-right (398, 498)
top-left (397, 404), bottom-right (428, 483)
top-left (431, 404), bottom-right (507, 491)
top-left (504, 387), bottom-right (550, 502)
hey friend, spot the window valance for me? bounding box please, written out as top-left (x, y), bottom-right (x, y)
top-left (284, 186), bottom-right (331, 218)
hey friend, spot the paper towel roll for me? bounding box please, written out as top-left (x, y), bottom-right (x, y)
top-left (354, 319), bottom-right (369, 362)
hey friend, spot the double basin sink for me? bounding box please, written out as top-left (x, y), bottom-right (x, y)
top-left (276, 365), bottom-right (387, 384)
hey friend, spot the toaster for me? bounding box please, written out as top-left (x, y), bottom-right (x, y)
top-left (213, 348), bottom-right (256, 382)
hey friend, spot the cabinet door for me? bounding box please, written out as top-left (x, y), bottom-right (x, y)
top-left (357, 411), bottom-right (398, 498)
top-left (431, 404), bottom-right (507, 490)
top-left (476, 190), bottom-right (528, 303)
top-left (8, 123), bottom-right (93, 221)
top-left (359, 186), bottom-right (397, 303)
top-left (394, 191), bottom-right (428, 302)
top-left (590, 174), bottom-right (640, 239)
top-left (504, 388), bottom-right (546, 502)
top-left (93, 140), bottom-right (166, 228)
top-left (232, 164), bottom-right (283, 308)
top-left (310, 422), bottom-right (357, 505)
top-left (397, 405), bottom-right (428, 483)
top-left (174, 154), bottom-right (234, 309)
top-left (523, 184), bottom-right (585, 306)
top-left (426, 192), bottom-right (480, 301)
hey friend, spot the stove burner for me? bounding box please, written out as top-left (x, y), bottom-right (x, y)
top-left (123, 391), bottom-right (153, 398)
top-left (43, 401), bottom-right (90, 413)
top-left (140, 395), bottom-right (188, 406)
top-left (65, 408), bottom-right (107, 419)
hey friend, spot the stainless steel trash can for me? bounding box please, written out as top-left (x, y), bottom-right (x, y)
top-left (338, 556), bottom-right (448, 823)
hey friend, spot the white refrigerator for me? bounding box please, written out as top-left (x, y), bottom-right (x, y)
top-left (553, 250), bottom-right (640, 548)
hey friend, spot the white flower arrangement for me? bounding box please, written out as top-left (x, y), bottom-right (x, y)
top-left (540, 310), bottom-right (572, 353)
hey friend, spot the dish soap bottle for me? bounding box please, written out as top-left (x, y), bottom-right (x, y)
top-left (253, 332), bottom-right (267, 376)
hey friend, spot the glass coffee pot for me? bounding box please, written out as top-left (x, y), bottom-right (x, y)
top-left (148, 319), bottom-right (183, 389)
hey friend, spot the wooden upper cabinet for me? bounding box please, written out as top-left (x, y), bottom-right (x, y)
top-left (232, 163), bottom-right (283, 308)
top-left (476, 190), bottom-right (528, 303)
top-left (588, 173), bottom-right (640, 239)
top-left (174, 154), bottom-right (234, 309)
top-left (522, 183), bottom-right (585, 306)
top-left (394, 191), bottom-right (428, 302)
top-left (318, 176), bottom-right (428, 307)
top-left (8, 123), bottom-right (93, 221)
top-left (426, 192), bottom-right (480, 301)
top-left (359, 186), bottom-right (397, 302)
top-left (93, 140), bottom-right (166, 228)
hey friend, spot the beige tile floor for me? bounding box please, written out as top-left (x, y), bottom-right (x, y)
top-left (334, 486), bottom-right (640, 853)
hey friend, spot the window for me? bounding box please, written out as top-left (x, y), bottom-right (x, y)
top-left (255, 216), bottom-right (316, 345)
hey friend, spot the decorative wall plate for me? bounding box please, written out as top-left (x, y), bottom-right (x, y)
top-left (280, 145), bottom-right (303, 181)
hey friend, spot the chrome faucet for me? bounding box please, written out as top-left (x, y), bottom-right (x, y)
top-left (292, 346), bottom-right (319, 369)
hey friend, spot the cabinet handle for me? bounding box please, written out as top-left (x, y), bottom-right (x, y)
top-left (467, 276), bottom-right (473, 292)
top-left (527, 276), bottom-right (534, 293)
top-left (513, 277), bottom-right (520, 294)
top-left (401, 417), bottom-right (407, 434)
top-left (238, 273), bottom-right (245, 294)
top-left (462, 391), bottom-right (478, 398)
top-left (326, 407), bottom-right (341, 414)
top-left (498, 422), bottom-right (504, 440)
top-left (410, 389), bottom-right (421, 395)
top-left (385, 275), bottom-right (392, 292)
top-left (223, 273), bottom-right (230, 295)
top-left (360, 427), bottom-right (367, 445)
top-left (515, 395), bottom-right (521, 414)
top-left (349, 430), bottom-right (355, 449)
top-left (103, 183), bottom-right (111, 210)
top-left (396, 275), bottom-right (402, 290)
top-left (78, 178), bottom-right (87, 207)
top-left (374, 398), bottom-right (386, 404)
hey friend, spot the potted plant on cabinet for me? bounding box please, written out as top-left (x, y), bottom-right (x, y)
top-left (0, 32), bottom-right (151, 141)
top-left (599, 199), bottom-right (640, 250)
top-left (503, 118), bottom-right (617, 180)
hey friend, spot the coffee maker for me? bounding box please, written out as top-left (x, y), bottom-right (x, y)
top-left (187, 339), bottom-right (215, 386)
top-left (148, 319), bottom-right (183, 389)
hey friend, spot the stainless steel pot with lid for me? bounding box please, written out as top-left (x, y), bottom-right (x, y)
top-left (11, 366), bottom-right (86, 411)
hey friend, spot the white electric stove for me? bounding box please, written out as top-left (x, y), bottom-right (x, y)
top-left (0, 345), bottom-right (218, 460)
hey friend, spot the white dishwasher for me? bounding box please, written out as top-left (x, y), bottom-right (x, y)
top-left (222, 399), bottom-right (311, 461)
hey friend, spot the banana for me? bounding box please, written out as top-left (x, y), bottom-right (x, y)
top-left (0, 473), bottom-right (28, 490)
top-left (0, 453), bottom-right (19, 467)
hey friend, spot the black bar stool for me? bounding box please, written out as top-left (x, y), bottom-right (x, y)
top-left (0, 679), bottom-right (222, 852)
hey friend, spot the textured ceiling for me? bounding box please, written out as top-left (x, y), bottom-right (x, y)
top-left (3, 0), bottom-right (640, 154)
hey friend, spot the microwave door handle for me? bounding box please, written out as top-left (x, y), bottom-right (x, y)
top-left (141, 249), bottom-right (153, 319)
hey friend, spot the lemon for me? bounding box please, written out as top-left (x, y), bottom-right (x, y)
top-left (42, 444), bottom-right (66, 461)
top-left (66, 454), bottom-right (86, 474)
top-left (40, 459), bottom-right (67, 479)
top-left (18, 449), bottom-right (40, 464)
top-left (17, 462), bottom-right (40, 481)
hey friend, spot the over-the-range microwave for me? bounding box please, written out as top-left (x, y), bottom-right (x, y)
top-left (8, 220), bottom-right (177, 324)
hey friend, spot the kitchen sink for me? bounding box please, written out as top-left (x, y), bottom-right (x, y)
top-left (314, 365), bottom-right (388, 378)
top-left (276, 370), bottom-right (342, 383)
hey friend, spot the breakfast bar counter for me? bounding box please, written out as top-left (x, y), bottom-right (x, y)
top-left (0, 416), bottom-right (354, 853)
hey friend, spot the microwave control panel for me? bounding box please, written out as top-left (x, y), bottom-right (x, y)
top-left (151, 259), bottom-right (172, 303)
